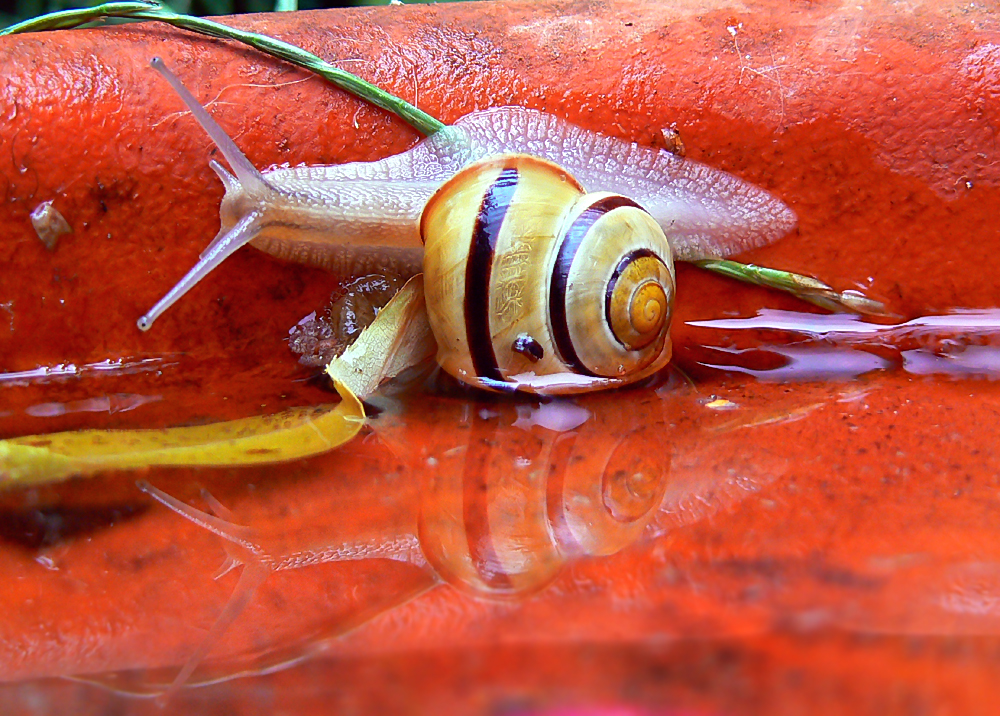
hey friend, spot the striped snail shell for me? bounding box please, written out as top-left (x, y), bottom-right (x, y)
top-left (420, 155), bottom-right (676, 394)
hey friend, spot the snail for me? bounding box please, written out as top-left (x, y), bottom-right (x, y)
top-left (139, 59), bottom-right (796, 393)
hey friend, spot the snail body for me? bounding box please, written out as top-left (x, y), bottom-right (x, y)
top-left (139, 60), bottom-right (796, 393)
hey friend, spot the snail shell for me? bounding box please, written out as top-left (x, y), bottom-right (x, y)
top-left (421, 155), bottom-right (675, 394)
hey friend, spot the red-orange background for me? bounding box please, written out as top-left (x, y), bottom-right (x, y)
top-left (2, 1), bottom-right (1000, 714)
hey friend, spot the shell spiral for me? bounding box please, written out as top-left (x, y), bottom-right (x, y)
top-left (420, 155), bottom-right (675, 394)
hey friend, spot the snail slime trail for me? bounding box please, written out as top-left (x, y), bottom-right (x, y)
top-left (141, 60), bottom-right (795, 394)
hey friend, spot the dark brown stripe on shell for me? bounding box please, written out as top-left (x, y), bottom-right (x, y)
top-left (549, 195), bottom-right (644, 375)
top-left (466, 166), bottom-right (519, 384)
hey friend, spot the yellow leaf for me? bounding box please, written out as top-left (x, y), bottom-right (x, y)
top-left (0, 380), bottom-right (365, 487)
top-left (326, 274), bottom-right (437, 399)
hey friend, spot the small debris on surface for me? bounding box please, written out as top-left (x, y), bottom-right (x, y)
top-left (30, 201), bottom-right (71, 251)
top-left (661, 125), bottom-right (686, 157)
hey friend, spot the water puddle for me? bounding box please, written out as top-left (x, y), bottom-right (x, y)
top-left (688, 308), bottom-right (1000, 380)
top-left (0, 356), bottom-right (178, 386)
top-left (1, 310), bottom-right (1000, 697)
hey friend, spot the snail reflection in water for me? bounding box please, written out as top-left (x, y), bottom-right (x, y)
top-left (128, 382), bottom-right (776, 692)
top-left (138, 59), bottom-right (796, 394)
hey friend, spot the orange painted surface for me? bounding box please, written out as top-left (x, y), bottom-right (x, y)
top-left (2, 0), bottom-right (1000, 713)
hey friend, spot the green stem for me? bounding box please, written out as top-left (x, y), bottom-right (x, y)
top-left (0, 2), bottom-right (151, 32)
top-left (694, 259), bottom-right (888, 316)
top-left (1, 1), bottom-right (445, 137)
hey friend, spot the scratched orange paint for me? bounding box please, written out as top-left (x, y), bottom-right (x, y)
top-left (1, 0), bottom-right (1000, 714)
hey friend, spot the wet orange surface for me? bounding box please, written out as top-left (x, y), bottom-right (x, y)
top-left (2, 0), bottom-right (1000, 713)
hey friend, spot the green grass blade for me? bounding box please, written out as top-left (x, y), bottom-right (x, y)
top-left (1, 1), bottom-right (445, 136)
top-left (1, 1), bottom-right (155, 33)
top-left (694, 259), bottom-right (888, 316)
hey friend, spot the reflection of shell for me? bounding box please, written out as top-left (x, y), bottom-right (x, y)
top-left (417, 402), bottom-right (671, 597)
top-left (561, 431), bottom-right (669, 557)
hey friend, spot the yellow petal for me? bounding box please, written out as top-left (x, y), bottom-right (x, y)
top-left (326, 274), bottom-right (436, 399)
top-left (0, 380), bottom-right (365, 487)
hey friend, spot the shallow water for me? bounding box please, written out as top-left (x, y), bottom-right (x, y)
top-left (690, 308), bottom-right (1000, 381)
top-left (2, 307), bottom-right (1000, 711)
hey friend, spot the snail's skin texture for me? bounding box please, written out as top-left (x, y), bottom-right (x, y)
top-left (245, 107), bottom-right (796, 265)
